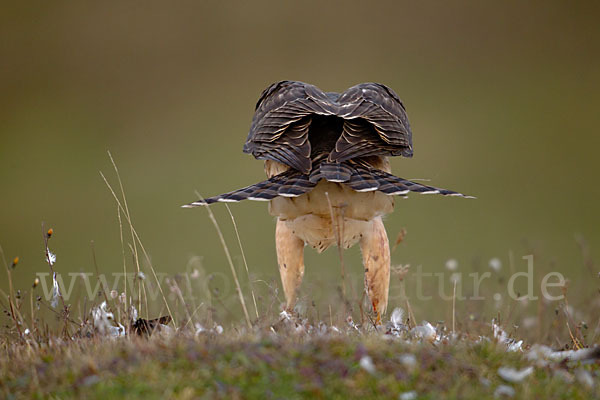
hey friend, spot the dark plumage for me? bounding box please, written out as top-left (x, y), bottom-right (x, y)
top-left (243, 81), bottom-right (413, 173)
top-left (184, 80), bottom-right (470, 207)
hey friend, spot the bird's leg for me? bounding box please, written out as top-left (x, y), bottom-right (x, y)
top-left (275, 218), bottom-right (305, 312)
top-left (359, 216), bottom-right (390, 325)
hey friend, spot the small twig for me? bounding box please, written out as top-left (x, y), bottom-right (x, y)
top-left (183, 302), bottom-right (206, 329)
top-left (37, 299), bottom-right (79, 326)
top-left (29, 290), bottom-right (36, 335)
top-left (366, 312), bottom-right (379, 332)
top-left (406, 298), bottom-right (416, 329)
top-left (562, 288), bottom-right (584, 349)
top-left (0, 245), bottom-right (22, 339)
top-left (391, 228), bottom-right (407, 253)
top-left (566, 320), bottom-right (582, 350)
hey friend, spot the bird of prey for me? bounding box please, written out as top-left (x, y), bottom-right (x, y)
top-left (183, 81), bottom-right (471, 323)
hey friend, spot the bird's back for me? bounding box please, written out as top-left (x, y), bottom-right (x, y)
top-left (183, 81), bottom-right (471, 209)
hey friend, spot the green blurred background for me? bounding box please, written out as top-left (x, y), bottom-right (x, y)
top-left (1, 1), bottom-right (599, 322)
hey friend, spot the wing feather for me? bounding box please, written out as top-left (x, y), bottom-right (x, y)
top-left (329, 119), bottom-right (405, 162)
top-left (243, 81), bottom-right (336, 173)
top-left (331, 83), bottom-right (413, 161)
top-left (244, 82), bottom-right (413, 172)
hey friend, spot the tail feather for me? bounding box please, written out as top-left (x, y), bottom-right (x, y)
top-left (308, 166), bottom-right (323, 183)
top-left (183, 162), bottom-right (473, 208)
top-left (317, 162), bottom-right (352, 183)
top-left (370, 171), bottom-right (410, 195)
top-left (182, 172), bottom-right (316, 207)
top-left (374, 170), bottom-right (471, 197)
top-left (277, 174), bottom-right (316, 197)
top-left (347, 167), bottom-right (380, 192)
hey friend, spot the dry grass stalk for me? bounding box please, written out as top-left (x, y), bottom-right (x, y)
top-left (100, 153), bottom-right (174, 325)
top-left (108, 151), bottom-right (143, 317)
top-left (0, 245), bottom-right (22, 338)
top-left (117, 206), bottom-right (129, 325)
top-left (324, 191), bottom-right (347, 303)
top-left (452, 279), bottom-right (457, 334)
top-left (194, 191), bottom-right (252, 329)
top-left (225, 204), bottom-right (259, 320)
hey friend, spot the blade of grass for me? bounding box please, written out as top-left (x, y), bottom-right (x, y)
top-left (90, 241), bottom-right (110, 309)
top-left (99, 168), bottom-right (175, 326)
top-left (107, 151), bottom-right (143, 317)
top-left (224, 204), bottom-right (259, 320)
top-left (194, 191), bottom-right (252, 329)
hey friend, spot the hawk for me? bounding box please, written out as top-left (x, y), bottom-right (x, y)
top-left (184, 81), bottom-right (470, 322)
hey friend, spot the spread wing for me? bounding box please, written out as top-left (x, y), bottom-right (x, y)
top-left (329, 83), bottom-right (413, 162)
top-left (243, 81), bottom-right (413, 172)
top-left (242, 81), bottom-right (337, 174)
top-left (183, 82), bottom-right (473, 209)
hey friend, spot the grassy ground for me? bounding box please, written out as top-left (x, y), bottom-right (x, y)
top-left (1, 322), bottom-right (598, 400)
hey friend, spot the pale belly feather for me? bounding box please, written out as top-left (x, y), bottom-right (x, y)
top-left (269, 180), bottom-right (394, 252)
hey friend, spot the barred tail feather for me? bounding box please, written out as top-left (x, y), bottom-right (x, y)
top-left (182, 162), bottom-right (473, 208)
top-left (344, 162), bottom-right (473, 198)
top-left (277, 174), bottom-right (316, 197)
top-left (318, 162), bottom-right (353, 183)
top-left (182, 172), bottom-right (316, 207)
top-left (346, 167), bottom-right (380, 192)
top-left (371, 169), bottom-right (474, 198)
